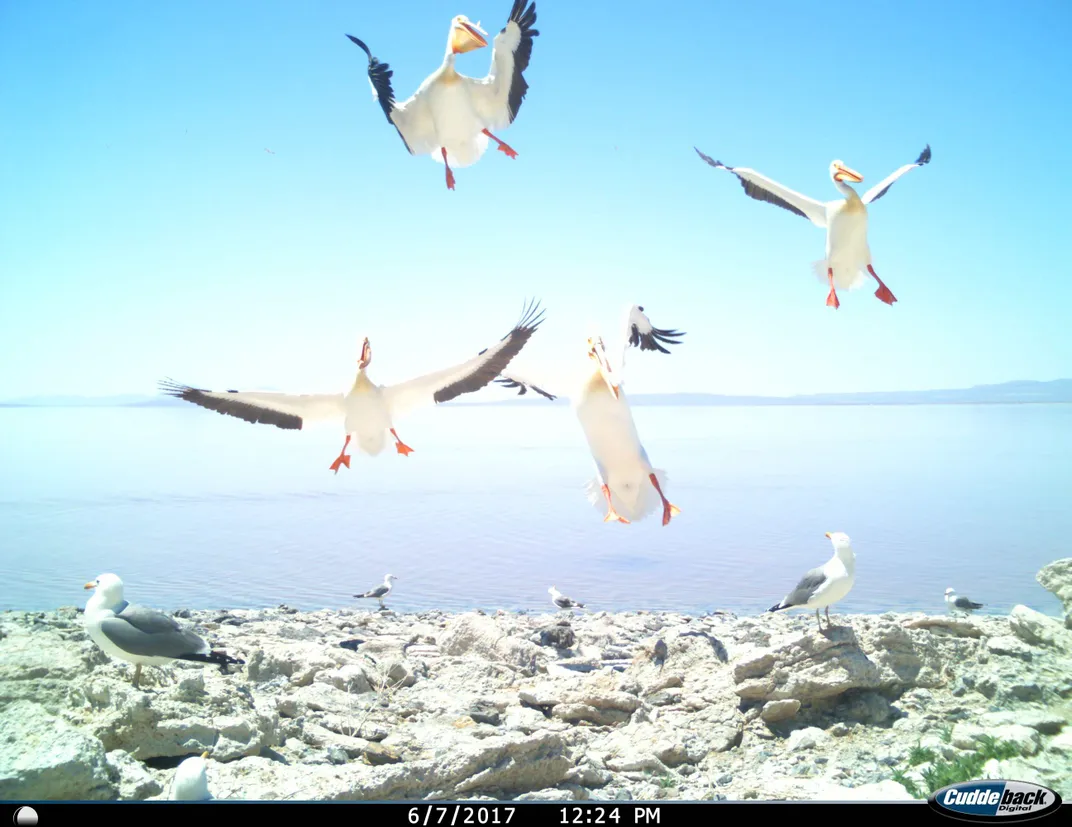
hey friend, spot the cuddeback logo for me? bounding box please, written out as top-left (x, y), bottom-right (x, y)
top-left (928, 780), bottom-right (1063, 822)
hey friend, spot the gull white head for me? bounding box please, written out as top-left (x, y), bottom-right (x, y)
top-left (385, 574), bottom-right (398, 584)
top-left (829, 160), bottom-right (863, 184)
top-left (944, 588), bottom-right (956, 597)
top-left (825, 531), bottom-right (853, 557)
top-left (450, 15), bottom-right (488, 54)
top-left (586, 336), bottom-right (620, 399)
top-left (548, 586), bottom-right (559, 595)
top-left (171, 751), bottom-right (211, 801)
top-left (84, 573), bottom-right (124, 607)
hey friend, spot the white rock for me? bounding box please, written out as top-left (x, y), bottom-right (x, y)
top-left (0, 700), bottom-right (116, 800)
top-left (785, 727), bottom-right (831, 752)
top-left (1009, 605), bottom-right (1065, 647)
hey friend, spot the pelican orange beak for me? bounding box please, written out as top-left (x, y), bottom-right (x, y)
top-left (359, 338), bottom-right (371, 369)
top-left (451, 19), bottom-right (488, 54)
top-left (84, 581), bottom-right (96, 590)
top-left (825, 532), bottom-right (832, 539)
top-left (834, 164), bottom-right (863, 183)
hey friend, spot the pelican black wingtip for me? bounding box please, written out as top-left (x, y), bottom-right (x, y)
top-left (916, 144), bottom-right (932, 165)
top-left (347, 34), bottom-right (373, 59)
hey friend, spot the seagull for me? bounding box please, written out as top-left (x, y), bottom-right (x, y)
top-left (83, 574), bottom-right (244, 688)
top-left (354, 574), bottom-right (398, 610)
top-left (494, 305), bottom-right (686, 526)
top-left (694, 145), bottom-right (932, 309)
top-left (160, 299), bottom-right (545, 473)
top-left (768, 532), bottom-right (857, 632)
top-left (347, 1), bottom-right (539, 190)
top-left (549, 585), bottom-right (585, 611)
top-left (264, 148), bottom-right (275, 155)
top-left (170, 752), bottom-right (212, 800)
top-left (944, 587), bottom-right (984, 616)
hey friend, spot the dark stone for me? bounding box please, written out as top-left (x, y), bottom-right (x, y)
top-left (469, 701), bottom-right (503, 726)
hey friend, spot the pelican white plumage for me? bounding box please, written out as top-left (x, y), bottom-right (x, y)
top-left (694, 145), bottom-right (932, 309)
top-left (160, 300), bottom-right (545, 473)
top-left (348, 1), bottom-right (539, 190)
top-left (500, 305), bottom-right (686, 526)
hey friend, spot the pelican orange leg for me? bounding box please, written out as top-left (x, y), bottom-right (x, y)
top-left (601, 484), bottom-right (629, 524)
top-left (826, 268), bottom-right (841, 310)
top-left (648, 473), bottom-right (681, 527)
top-left (390, 428), bottom-right (414, 456)
top-left (482, 129), bottom-right (518, 159)
top-left (330, 435), bottom-right (352, 474)
top-left (867, 264), bottom-right (897, 305)
top-left (441, 148), bottom-right (456, 190)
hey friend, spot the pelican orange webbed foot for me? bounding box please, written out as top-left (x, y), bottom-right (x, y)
top-left (330, 435), bottom-right (353, 474)
top-left (826, 269), bottom-right (841, 309)
top-left (648, 473), bottom-right (680, 527)
top-left (390, 428), bottom-right (414, 456)
top-left (482, 129), bottom-right (518, 159)
top-left (867, 265), bottom-right (897, 305)
top-left (600, 483), bottom-right (630, 524)
top-left (441, 148), bottom-right (456, 190)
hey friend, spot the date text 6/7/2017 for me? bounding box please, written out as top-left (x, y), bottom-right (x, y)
top-left (405, 806), bottom-right (662, 825)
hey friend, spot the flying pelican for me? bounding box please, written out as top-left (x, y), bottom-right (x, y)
top-left (694, 145), bottom-right (932, 309)
top-left (768, 532), bottom-right (857, 632)
top-left (160, 300), bottom-right (545, 473)
top-left (944, 587), bottom-right (984, 616)
top-left (348, 1), bottom-right (539, 191)
top-left (500, 305), bottom-right (686, 526)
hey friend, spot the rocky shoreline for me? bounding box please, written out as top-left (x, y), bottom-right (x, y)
top-left (2, 559), bottom-right (1071, 802)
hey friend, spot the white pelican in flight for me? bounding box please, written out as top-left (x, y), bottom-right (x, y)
top-left (348, 1), bottom-right (539, 190)
top-left (695, 145), bottom-right (932, 309)
top-left (160, 300), bottom-right (545, 474)
top-left (500, 305), bottom-right (686, 526)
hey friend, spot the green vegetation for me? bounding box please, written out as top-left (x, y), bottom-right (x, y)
top-left (892, 735), bottom-right (1022, 799)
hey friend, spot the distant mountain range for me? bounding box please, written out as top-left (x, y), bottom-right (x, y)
top-left (3, 379), bottom-right (1071, 408)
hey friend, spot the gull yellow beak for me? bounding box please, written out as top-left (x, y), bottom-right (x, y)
top-left (201, 751), bottom-right (210, 759)
top-left (825, 532), bottom-right (832, 539)
top-left (451, 20), bottom-right (488, 54)
top-left (84, 581), bottom-right (95, 590)
top-left (836, 164), bottom-right (863, 183)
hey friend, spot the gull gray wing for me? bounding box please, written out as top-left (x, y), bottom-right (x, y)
top-left (99, 605), bottom-right (209, 658)
top-left (356, 585), bottom-right (389, 599)
top-left (773, 568), bottom-right (828, 609)
top-left (954, 596), bottom-right (983, 610)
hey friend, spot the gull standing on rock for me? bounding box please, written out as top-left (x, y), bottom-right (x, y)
top-left (944, 588), bottom-right (984, 616)
top-left (354, 574), bottom-right (398, 610)
top-left (83, 574), bottom-right (244, 688)
top-left (549, 585), bottom-right (585, 611)
top-left (768, 532), bottom-right (857, 632)
top-left (170, 752), bottom-right (212, 800)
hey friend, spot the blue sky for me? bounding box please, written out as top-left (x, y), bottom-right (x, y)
top-left (1, 0), bottom-right (1070, 400)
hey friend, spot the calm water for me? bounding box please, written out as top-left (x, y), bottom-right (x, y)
top-left (1, 404), bottom-right (1069, 618)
